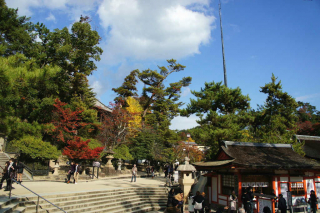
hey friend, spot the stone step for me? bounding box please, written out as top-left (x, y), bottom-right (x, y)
top-left (0, 200), bottom-right (22, 213)
top-left (1, 187), bottom-right (168, 213)
top-left (24, 192), bottom-right (166, 210)
top-left (83, 203), bottom-right (166, 213)
top-left (24, 187), bottom-right (166, 201)
top-left (32, 199), bottom-right (166, 213)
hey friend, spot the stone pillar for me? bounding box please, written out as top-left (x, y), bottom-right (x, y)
top-left (177, 157), bottom-right (197, 210)
top-left (117, 159), bottom-right (122, 171)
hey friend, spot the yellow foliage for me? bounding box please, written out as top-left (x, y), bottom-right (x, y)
top-left (126, 97), bottom-right (143, 136)
top-left (187, 137), bottom-right (195, 142)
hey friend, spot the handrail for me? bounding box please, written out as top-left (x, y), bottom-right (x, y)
top-left (19, 162), bottom-right (34, 178)
top-left (9, 178), bottom-right (67, 213)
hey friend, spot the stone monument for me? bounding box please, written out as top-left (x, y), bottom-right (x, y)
top-left (103, 149), bottom-right (117, 176)
top-left (177, 157), bottom-right (197, 207)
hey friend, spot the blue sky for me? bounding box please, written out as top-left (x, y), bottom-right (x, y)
top-left (7, 0), bottom-right (320, 130)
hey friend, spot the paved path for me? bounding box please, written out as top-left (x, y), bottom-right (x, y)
top-left (0, 173), bottom-right (169, 198)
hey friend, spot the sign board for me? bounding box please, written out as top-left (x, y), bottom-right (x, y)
top-left (242, 182), bottom-right (269, 188)
top-left (258, 199), bottom-right (272, 213)
top-left (93, 161), bottom-right (101, 167)
top-left (287, 191), bottom-right (292, 206)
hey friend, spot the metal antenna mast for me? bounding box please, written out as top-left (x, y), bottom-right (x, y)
top-left (219, 0), bottom-right (228, 87)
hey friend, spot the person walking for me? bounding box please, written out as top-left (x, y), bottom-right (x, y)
top-left (0, 161), bottom-right (9, 190)
top-left (201, 192), bottom-right (208, 212)
top-left (131, 164), bottom-right (137, 182)
top-left (241, 189), bottom-right (249, 213)
top-left (278, 194), bottom-right (287, 213)
top-left (16, 161), bottom-right (24, 183)
top-left (174, 190), bottom-right (184, 213)
top-left (74, 162), bottom-right (80, 184)
top-left (146, 166), bottom-right (150, 177)
top-left (229, 190), bottom-right (238, 213)
top-left (193, 191), bottom-right (205, 213)
top-left (6, 158), bottom-right (15, 190)
top-left (308, 190), bottom-right (318, 213)
top-left (67, 161), bottom-right (75, 184)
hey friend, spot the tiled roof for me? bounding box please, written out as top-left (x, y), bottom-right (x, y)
top-left (94, 99), bottom-right (112, 112)
top-left (220, 141), bottom-right (320, 169)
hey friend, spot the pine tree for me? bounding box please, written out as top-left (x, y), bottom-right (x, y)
top-left (250, 74), bottom-right (300, 150)
top-left (181, 81), bottom-right (252, 157)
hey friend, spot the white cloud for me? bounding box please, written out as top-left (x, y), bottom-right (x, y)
top-left (46, 13), bottom-right (56, 22)
top-left (296, 93), bottom-right (320, 102)
top-left (181, 87), bottom-right (191, 97)
top-left (88, 74), bottom-right (110, 98)
top-left (7, 0), bottom-right (99, 21)
top-left (98, 0), bottom-right (215, 64)
top-left (91, 80), bottom-right (103, 98)
top-left (170, 115), bottom-right (199, 130)
top-left (6, 0), bottom-right (41, 16)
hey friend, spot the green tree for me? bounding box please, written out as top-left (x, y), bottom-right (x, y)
top-left (114, 145), bottom-right (133, 161)
top-left (250, 74), bottom-right (300, 151)
top-left (181, 81), bottom-right (252, 158)
top-left (113, 59), bottom-right (192, 132)
top-left (12, 135), bottom-right (61, 160)
top-left (129, 129), bottom-right (156, 161)
top-left (0, 0), bottom-right (35, 57)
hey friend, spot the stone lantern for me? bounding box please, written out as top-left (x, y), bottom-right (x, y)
top-left (177, 157), bottom-right (196, 206)
top-left (103, 149), bottom-right (116, 176)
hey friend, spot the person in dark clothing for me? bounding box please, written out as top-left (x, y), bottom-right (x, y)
top-left (278, 194), bottom-right (287, 213)
top-left (6, 159), bottom-right (15, 190)
top-left (67, 161), bottom-right (75, 184)
top-left (167, 188), bottom-right (176, 207)
top-left (16, 161), bottom-right (24, 183)
top-left (164, 165), bottom-right (168, 178)
top-left (263, 206), bottom-right (271, 213)
top-left (193, 191), bottom-right (205, 213)
top-left (241, 189), bottom-right (249, 213)
top-left (0, 161), bottom-right (9, 190)
top-left (247, 187), bottom-right (254, 213)
top-left (309, 190), bottom-right (318, 213)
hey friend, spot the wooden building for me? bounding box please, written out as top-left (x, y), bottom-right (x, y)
top-left (193, 141), bottom-right (320, 213)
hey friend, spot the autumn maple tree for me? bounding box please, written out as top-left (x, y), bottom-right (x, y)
top-left (51, 98), bottom-right (104, 159)
top-left (62, 136), bottom-right (104, 160)
top-left (51, 98), bottom-right (87, 145)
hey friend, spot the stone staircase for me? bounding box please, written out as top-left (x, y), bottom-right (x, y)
top-left (0, 153), bottom-right (32, 181)
top-left (0, 187), bottom-right (167, 213)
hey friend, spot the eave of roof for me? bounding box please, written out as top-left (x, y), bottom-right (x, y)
top-left (94, 99), bottom-right (112, 112)
top-left (193, 159), bottom-right (235, 167)
top-left (296, 135), bottom-right (320, 141)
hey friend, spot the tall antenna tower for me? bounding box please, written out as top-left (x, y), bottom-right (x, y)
top-left (219, 1), bottom-right (228, 87)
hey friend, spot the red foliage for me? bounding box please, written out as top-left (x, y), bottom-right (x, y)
top-left (297, 121), bottom-right (320, 136)
top-left (62, 136), bottom-right (104, 160)
top-left (51, 98), bottom-right (87, 143)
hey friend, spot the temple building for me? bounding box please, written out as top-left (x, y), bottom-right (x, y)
top-left (193, 141), bottom-right (320, 213)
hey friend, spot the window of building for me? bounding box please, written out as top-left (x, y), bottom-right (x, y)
top-left (222, 175), bottom-right (235, 195)
top-left (290, 182), bottom-right (304, 196)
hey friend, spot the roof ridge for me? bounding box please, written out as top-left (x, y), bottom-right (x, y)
top-left (223, 141), bottom-right (292, 148)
